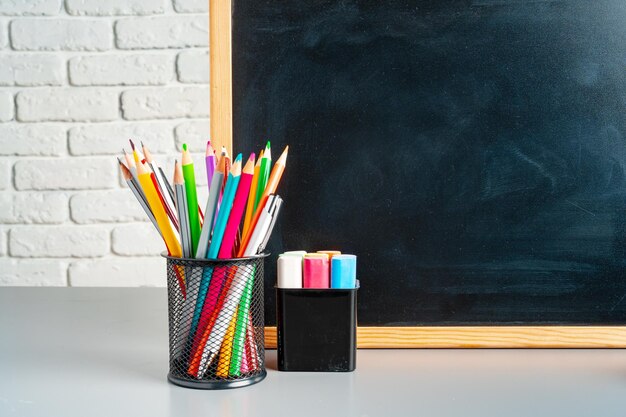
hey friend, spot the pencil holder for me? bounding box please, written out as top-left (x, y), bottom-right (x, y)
top-left (164, 253), bottom-right (268, 389)
top-left (276, 283), bottom-right (359, 372)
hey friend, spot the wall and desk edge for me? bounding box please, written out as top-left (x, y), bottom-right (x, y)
top-left (208, 0), bottom-right (626, 348)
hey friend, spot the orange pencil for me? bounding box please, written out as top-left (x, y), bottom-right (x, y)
top-left (237, 146), bottom-right (288, 257)
top-left (242, 150), bottom-right (263, 239)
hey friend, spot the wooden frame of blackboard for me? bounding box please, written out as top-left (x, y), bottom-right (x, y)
top-left (209, 0), bottom-right (626, 348)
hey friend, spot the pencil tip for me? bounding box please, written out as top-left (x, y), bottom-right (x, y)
top-left (249, 153), bottom-right (256, 161)
top-left (235, 153), bottom-right (242, 161)
top-left (266, 140), bottom-right (271, 149)
top-left (182, 143), bottom-right (188, 152)
top-left (129, 139), bottom-right (135, 151)
top-left (122, 148), bottom-right (127, 154)
top-left (141, 140), bottom-right (145, 148)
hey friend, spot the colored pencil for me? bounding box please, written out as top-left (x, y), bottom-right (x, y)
top-left (218, 154), bottom-right (255, 259)
top-left (254, 142), bottom-right (271, 211)
top-left (216, 309), bottom-right (238, 377)
top-left (123, 148), bottom-right (137, 180)
top-left (207, 155), bottom-right (242, 259)
top-left (193, 261), bottom-right (254, 376)
top-left (188, 152), bottom-right (227, 355)
top-left (238, 146), bottom-right (288, 257)
top-left (229, 268), bottom-right (255, 375)
top-left (136, 160), bottom-right (182, 258)
top-left (182, 144), bottom-right (202, 255)
top-left (256, 196), bottom-right (283, 254)
top-left (242, 150), bottom-right (263, 239)
top-left (118, 158), bottom-right (160, 236)
top-left (243, 195), bottom-right (277, 256)
top-left (188, 156), bottom-right (243, 376)
top-left (206, 140), bottom-right (216, 190)
top-left (196, 150), bottom-right (226, 259)
top-left (143, 142), bottom-right (179, 232)
top-left (129, 139), bottom-right (141, 166)
top-left (174, 161), bottom-right (192, 258)
top-left (218, 147), bottom-right (231, 208)
top-left (245, 314), bottom-right (260, 371)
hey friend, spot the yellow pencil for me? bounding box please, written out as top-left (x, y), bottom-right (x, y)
top-left (137, 160), bottom-right (182, 258)
top-left (216, 309), bottom-right (238, 377)
top-left (242, 149), bottom-right (263, 238)
top-left (129, 139), bottom-right (141, 166)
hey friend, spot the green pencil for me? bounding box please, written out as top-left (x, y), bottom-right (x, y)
top-left (254, 141), bottom-right (271, 211)
top-left (181, 143), bottom-right (201, 255)
top-left (229, 269), bottom-right (255, 375)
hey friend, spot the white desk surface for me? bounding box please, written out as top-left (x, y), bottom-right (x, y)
top-left (2, 287), bottom-right (626, 417)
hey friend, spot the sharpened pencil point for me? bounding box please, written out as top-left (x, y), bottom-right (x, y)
top-left (129, 139), bottom-right (136, 151)
top-left (183, 143), bottom-right (188, 151)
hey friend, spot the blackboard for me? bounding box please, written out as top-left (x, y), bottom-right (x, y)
top-left (232, 0), bottom-right (626, 326)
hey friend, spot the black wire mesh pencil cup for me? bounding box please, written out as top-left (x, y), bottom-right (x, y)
top-left (163, 253), bottom-right (268, 389)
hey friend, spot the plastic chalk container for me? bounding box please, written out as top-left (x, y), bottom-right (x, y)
top-left (276, 282), bottom-right (359, 372)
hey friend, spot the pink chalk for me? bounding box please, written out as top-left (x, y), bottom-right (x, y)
top-left (303, 256), bottom-right (330, 288)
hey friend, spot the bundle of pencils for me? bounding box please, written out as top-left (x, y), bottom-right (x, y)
top-left (117, 139), bottom-right (288, 378)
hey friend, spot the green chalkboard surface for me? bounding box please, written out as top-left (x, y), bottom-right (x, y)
top-left (232, 0), bottom-right (626, 326)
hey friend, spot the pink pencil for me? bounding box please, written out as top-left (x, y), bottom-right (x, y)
top-left (218, 153), bottom-right (255, 258)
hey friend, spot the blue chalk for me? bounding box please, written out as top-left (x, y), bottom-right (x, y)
top-left (331, 254), bottom-right (357, 289)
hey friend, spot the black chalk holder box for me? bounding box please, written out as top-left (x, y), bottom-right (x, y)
top-left (276, 282), bottom-right (359, 372)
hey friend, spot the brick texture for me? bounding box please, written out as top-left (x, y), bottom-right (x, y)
top-left (10, 226), bottom-right (109, 257)
top-left (11, 19), bottom-right (112, 51)
top-left (121, 87), bottom-right (209, 120)
top-left (0, 160), bottom-right (9, 190)
top-left (111, 223), bottom-right (164, 256)
top-left (0, 0), bottom-right (61, 16)
top-left (174, 120), bottom-right (209, 152)
top-left (0, 125), bottom-right (66, 156)
top-left (69, 257), bottom-right (165, 286)
top-left (69, 123), bottom-right (175, 155)
top-left (0, 192), bottom-right (68, 223)
top-left (0, 2), bottom-right (212, 287)
top-left (69, 54), bottom-right (173, 86)
top-left (66, 0), bottom-right (165, 16)
top-left (0, 54), bottom-right (64, 86)
top-left (172, 0), bottom-right (208, 13)
top-left (0, 259), bottom-right (67, 286)
top-left (16, 88), bottom-right (118, 122)
top-left (176, 49), bottom-right (209, 83)
top-left (0, 91), bottom-right (13, 122)
top-left (70, 190), bottom-right (147, 223)
top-left (115, 16), bottom-right (208, 49)
top-left (14, 158), bottom-right (117, 190)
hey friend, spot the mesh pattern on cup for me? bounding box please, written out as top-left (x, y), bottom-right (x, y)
top-left (165, 255), bottom-right (266, 386)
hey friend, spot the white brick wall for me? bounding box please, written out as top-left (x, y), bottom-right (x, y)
top-left (1, 3), bottom-right (210, 287)
top-left (0, 54), bottom-right (64, 86)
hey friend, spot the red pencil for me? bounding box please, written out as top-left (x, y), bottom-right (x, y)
top-left (218, 154), bottom-right (255, 258)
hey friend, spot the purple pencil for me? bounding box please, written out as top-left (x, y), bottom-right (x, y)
top-left (205, 140), bottom-right (217, 191)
